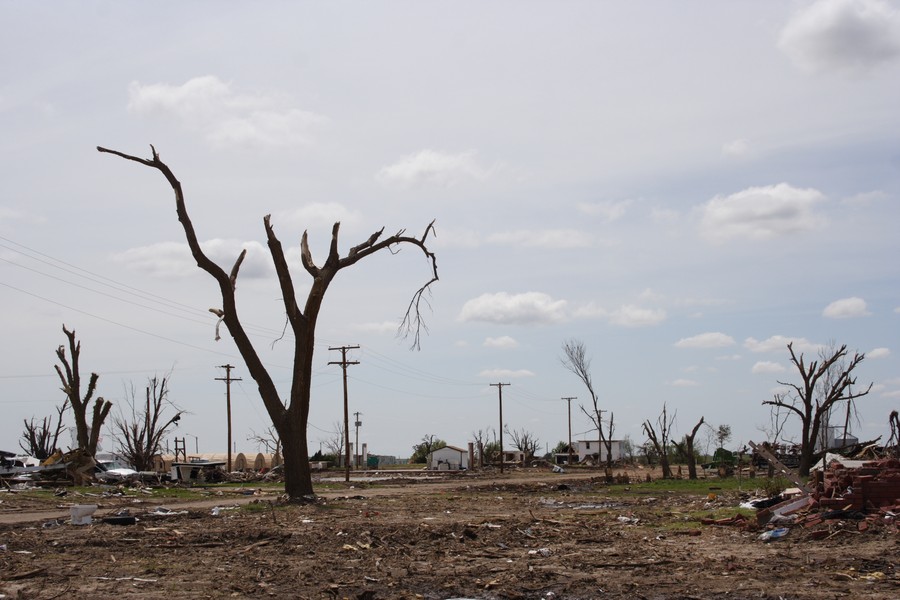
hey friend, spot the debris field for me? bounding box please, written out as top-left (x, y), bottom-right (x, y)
top-left (1, 470), bottom-right (897, 599)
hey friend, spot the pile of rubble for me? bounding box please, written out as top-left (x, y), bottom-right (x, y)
top-left (817, 457), bottom-right (900, 512)
top-left (750, 456), bottom-right (899, 540)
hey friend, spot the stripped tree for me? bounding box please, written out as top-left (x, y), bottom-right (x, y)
top-left (763, 342), bottom-right (871, 476)
top-left (55, 325), bottom-right (112, 457)
top-left (505, 426), bottom-right (540, 461)
top-left (112, 375), bottom-right (184, 472)
top-left (98, 145), bottom-right (438, 500)
top-left (673, 416), bottom-right (705, 480)
top-left (20, 399), bottom-right (69, 460)
top-left (561, 339), bottom-right (615, 477)
top-left (642, 403), bottom-right (676, 479)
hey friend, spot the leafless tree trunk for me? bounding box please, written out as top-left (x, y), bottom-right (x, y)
top-left (99, 145), bottom-right (438, 501)
top-left (763, 342), bottom-right (871, 476)
top-left (561, 339), bottom-right (615, 475)
top-left (471, 427), bottom-right (494, 468)
top-left (674, 416), bottom-right (705, 480)
top-left (504, 426), bottom-right (540, 460)
top-left (55, 325), bottom-right (112, 457)
top-left (643, 403), bottom-right (675, 479)
top-left (20, 400), bottom-right (69, 460)
top-left (112, 375), bottom-right (183, 471)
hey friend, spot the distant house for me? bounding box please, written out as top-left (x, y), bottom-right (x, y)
top-left (502, 450), bottom-right (526, 465)
top-left (815, 426), bottom-right (859, 453)
top-left (427, 445), bottom-right (470, 470)
top-left (575, 439), bottom-right (625, 464)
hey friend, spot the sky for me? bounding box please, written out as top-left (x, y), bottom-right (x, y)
top-left (1, 1), bottom-right (898, 462)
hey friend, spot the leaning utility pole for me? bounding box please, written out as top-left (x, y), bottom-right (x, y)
top-left (562, 396), bottom-right (577, 465)
top-left (329, 345), bottom-right (359, 482)
top-left (216, 364), bottom-right (241, 472)
top-left (490, 383), bottom-right (510, 473)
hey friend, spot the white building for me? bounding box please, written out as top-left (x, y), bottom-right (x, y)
top-left (575, 439), bottom-right (625, 464)
top-left (427, 445), bottom-right (470, 470)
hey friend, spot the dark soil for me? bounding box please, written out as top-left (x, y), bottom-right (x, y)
top-left (1, 471), bottom-right (897, 599)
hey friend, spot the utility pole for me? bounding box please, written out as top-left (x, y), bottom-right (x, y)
top-left (354, 411), bottom-right (363, 469)
top-left (216, 364), bottom-right (241, 472)
top-left (329, 345), bottom-right (359, 482)
top-left (490, 383), bottom-right (510, 473)
top-left (562, 396), bottom-right (577, 465)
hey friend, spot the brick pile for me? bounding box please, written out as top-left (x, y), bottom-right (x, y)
top-left (817, 457), bottom-right (900, 512)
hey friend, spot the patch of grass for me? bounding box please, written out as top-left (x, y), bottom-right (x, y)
top-left (603, 476), bottom-right (748, 496)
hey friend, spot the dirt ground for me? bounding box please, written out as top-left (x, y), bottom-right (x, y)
top-left (1, 469), bottom-right (897, 599)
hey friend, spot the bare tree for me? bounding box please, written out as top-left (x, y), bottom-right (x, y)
top-left (504, 426), bottom-right (540, 460)
top-left (20, 400), bottom-right (69, 460)
top-left (673, 416), bottom-right (705, 480)
top-left (248, 425), bottom-right (282, 457)
top-left (99, 146), bottom-right (438, 501)
top-left (763, 342), bottom-right (872, 476)
top-left (55, 325), bottom-right (112, 457)
top-left (561, 339), bottom-right (615, 474)
top-left (471, 427), bottom-right (495, 468)
top-left (112, 375), bottom-right (184, 472)
top-left (642, 403), bottom-right (676, 479)
top-left (322, 421), bottom-right (345, 459)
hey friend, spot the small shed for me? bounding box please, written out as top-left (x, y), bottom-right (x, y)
top-left (427, 445), bottom-right (469, 470)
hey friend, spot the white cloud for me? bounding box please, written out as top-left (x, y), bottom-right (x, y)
top-left (459, 292), bottom-right (568, 325)
top-left (576, 199), bottom-right (632, 222)
top-left (377, 149), bottom-right (490, 188)
top-left (722, 138), bottom-right (751, 157)
top-left (675, 332), bottom-right (736, 349)
top-left (779, 0), bottom-right (900, 74)
top-left (868, 347), bottom-right (890, 358)
top-left (752, 361), bottom-right (787, 374)
top-left (608, 305), bottom-right (666, 327)
top-left (572, 302), bottom-right (608, 319)
top-left (716, 354), bottom-right (743, 361)
top-left (486, 229), bottom-right (595, 249)
top-left (484, 336), bottom-right (518, 349)
top-left (841, 190), bottom-right (887, 206)
top-left (275, 203), bottom-right (363, 233)
top-left (128, 76), bottom-right (326, 148)
top-left (744, 335), bottom-right (818, 354)
top-left (478, 368), bottom-right (534, 379)
top-left (881, 389), bottom-right (900, 399)
top-left (113, 239), bottom-right (271, 279)
top-left (698, 183), bottom-right (826, 242)
top-left (823, 296), bottom-right (871, 318)
top-left (670, 378), bottom-right (699, 387)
